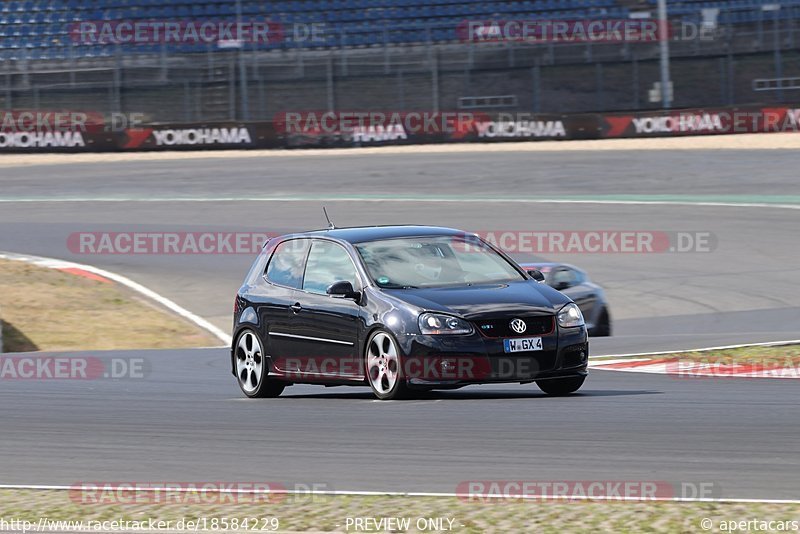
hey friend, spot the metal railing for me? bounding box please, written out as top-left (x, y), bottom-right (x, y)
top-left (1, 17), bottom-right (799, 121)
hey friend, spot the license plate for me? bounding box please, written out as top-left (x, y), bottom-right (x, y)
top-left (503, 337), bottom-right (543, 353)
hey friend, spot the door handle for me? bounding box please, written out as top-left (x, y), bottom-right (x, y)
top-left (290, 303), bottom-right (302, 314)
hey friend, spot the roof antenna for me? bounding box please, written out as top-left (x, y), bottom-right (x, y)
top-left (323, 207), bottom-right (336, 230)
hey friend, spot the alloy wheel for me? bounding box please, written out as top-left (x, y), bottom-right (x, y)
top-left (236, 330), bottom-right (264, 394)
top-left (367, 332), bottom-right (400, 395)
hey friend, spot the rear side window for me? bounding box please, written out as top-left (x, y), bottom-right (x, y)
top-left (303, 240), bottom-right (360, 295)
top-left (265, 239), bottom-right (310, 289)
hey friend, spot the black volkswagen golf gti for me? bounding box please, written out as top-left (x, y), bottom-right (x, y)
top-left (232, 226), bottom-right (588, 400)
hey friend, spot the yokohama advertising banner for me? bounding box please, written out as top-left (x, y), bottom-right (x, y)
top-left (0, 110), bottom-right (107, 152)
top-left (117, 123), bottom-right (279, 150)
top-left (600, 106), bottom-right (800, 138)
top-left (2, 105), bottom-right (800, 152)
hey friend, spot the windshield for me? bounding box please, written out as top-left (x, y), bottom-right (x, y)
top-left (355, 235), bottom-right (526, 289)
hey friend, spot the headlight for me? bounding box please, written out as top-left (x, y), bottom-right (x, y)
top-left (419, 313), bottom-right (473, 335)
top-left (557, 303), bottom-right (585, 328)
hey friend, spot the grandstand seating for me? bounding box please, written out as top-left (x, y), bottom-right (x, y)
top-left (649, 0), bottom-right (800, 23)
top-left (0, 0), bottom-right (798, 60)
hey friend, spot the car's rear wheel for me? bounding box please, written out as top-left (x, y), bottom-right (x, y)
top-left (235, 329), bottom-right (285, 398)
top-left (365, 330), bottom-right (409, 400)
top-left (536, 376), bottom-right (586, 396)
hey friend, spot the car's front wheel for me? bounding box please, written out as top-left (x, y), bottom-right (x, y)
top-left (365, 330), bottom-right (409, 400)
top-left (235, 329), bottom-right (285, 398)
top-left (592, 308), bottom-right (612, 337)
top-left (536, 376), bottom-right (586, 396)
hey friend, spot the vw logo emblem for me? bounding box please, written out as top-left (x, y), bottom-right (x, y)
top-left (509, 318), bottom-right (527, 334)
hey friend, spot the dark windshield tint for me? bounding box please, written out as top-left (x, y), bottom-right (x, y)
top-left (355, 235), bottom-right (525, 289)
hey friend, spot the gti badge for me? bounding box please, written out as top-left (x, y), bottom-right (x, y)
top-left (510, 318), bottom-right (527, 334)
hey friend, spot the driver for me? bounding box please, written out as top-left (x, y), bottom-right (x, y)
top-left (414, 251), bottom-right (444, 281)
top-left (410, 243), bottom-right (465, 283)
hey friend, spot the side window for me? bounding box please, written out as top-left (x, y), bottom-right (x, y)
top-left (303, 241), bottom-right (360, 295)
top-left (550, 267), bottom-right (578, 289)
top-left (265, 239), bottom-right (309, 289)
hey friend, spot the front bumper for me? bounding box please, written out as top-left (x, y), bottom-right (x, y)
top-left (398, 326), bottom-right (588, 386)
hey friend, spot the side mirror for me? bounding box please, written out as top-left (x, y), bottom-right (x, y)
top-left (326, 280), bottom-right (361, 300)
top-left (553, 281), bottom-right (571, 291)
top-left (526, 269), bottom-right (546, 283)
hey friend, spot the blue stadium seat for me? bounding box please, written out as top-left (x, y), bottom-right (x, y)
top-left (12, 0), bottom-right (800, 60)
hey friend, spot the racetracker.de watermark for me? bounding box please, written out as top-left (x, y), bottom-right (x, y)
top-left (274, 354), bottom-right (569, 382)
top-left (69, 482), bottom-right (287, 505)
top-left (67, 482), bottom-right (332, 505)
top-left (67, 232), bottom-right (276, 255)
top-left (0, 111), bottom-right (145, 138)
top-left (274, 111), bottom-right (486, 138)
top-left (69, 20), bottom-right (286, 45)
top-left (474, 231), bottom-right (717, 254)
top-left (667, 357), bottom-right (800, 379)
top-left (456, 480), bottom-right (720, 502)
top-left (0, 356), bottom-right (147, 380)
top-left (66, 230), bottom-right (716, 255)
top-left (457, 19), bottom-right (718, 43)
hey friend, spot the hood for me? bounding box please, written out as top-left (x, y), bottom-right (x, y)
top-left (383, 281), bottom-right (569, 319)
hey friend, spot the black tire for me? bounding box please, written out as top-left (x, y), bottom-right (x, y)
top-left (364, 329), bottom-right (411, 400)
top-left (592, 308), bottom-right (612, 337)
top-left (234, 329), bottom-right (286, 399)
top-left (250, 378), bottom-right (286, 399)
top-left (536, 375), bottom-right (586, 396)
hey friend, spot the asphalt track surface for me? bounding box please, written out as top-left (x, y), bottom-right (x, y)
top-left (0, 148), bottom-right (799, 498)
top-left (0, 348), bottom-right (799, 499)
top-left (1, 149), bottom-right (799, 352)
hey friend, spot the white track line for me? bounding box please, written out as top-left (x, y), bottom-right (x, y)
top-left (588, 358), bottom-right (653, 366)
top-left (0, 484), bottom-right (797, 504)
top-left (0, 251), bottom-right (231, 346)
top-left (1, 197), bottom-right (800, 210)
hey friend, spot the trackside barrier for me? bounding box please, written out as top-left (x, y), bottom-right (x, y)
top-left (1, 105), bottom-right (799, 153)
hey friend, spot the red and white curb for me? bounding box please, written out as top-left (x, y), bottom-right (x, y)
top-left (590, 340), bottom-right (800, 379)
top-left (0, 251), bottom-right (230, 346)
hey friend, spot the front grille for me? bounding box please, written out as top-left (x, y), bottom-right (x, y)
top-left (475, 315), bottom-right (555, 338)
